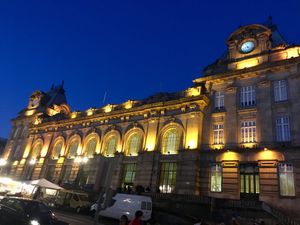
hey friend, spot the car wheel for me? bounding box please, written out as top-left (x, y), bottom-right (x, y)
top-left (76, 207), bottom-right (81, 214)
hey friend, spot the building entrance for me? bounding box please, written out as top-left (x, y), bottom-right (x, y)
top-left (240, 163), bottom-right (259, 200)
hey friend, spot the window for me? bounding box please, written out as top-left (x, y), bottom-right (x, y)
top-left (126, 133), bottom-right (142, 156)
top-left (105, 136), bottom-right (117, 156)
top-left (215, 91), bottom-right (224, 110)
top-left (122, 163), bottom-right (136, 186)
top-left (162, 128), bottom-right (180, 154)
top-left (213, 124), bottom-right (224, 144)
top-left (52, 141), bottom-right (63, 159)
top-left (279, 163), bottom-right (295, 196)
top-left (85, 138), bottom-right (97, 158)
top-left (31, 142), bottom-right (42, 158)
top-left (240, 86), bottom-right (256, 107)
top-left (67, 140), bottom-right (79, 158)
top-left (210, 163), bottom-right (222, 192)
top-left (274, 80), bottom-right (287, 102)
top-left (159, 162), bottom-right (177, 193)
top-left (241, 121), bottom-right (256, 143)
top-left (13, 145), bottom-right (21, 158)
top-left (276, 116), bottom-right (291, 142)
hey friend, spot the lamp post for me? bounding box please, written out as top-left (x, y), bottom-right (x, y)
top-left (0, 158), bottom-right (8, 175)
top-left (74, 156), bottom-right (88, 188)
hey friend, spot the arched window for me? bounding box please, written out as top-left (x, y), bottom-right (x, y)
top-left (52, 141), bottom-right (63, 159)
top-left (104, 136), bottom-right (117, 157)
top-left (67, 140), bottom-right (79, 158)
top-left (126, 133), bottom-right (142, 156)
top-left (162, 128), bottom-right (180, 154)
top-left (85, 138), bottom-right (97, 158)
top-left (31, 142), bottom-right (42, 159)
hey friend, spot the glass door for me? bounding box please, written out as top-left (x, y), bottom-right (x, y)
top-left (240, 164), bottom-right (259, 200)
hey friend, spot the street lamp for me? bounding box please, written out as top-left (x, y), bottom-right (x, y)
top-left (0, 158), bottom-right (7, 166)
top-left (74, 156), bottom-right (89, 188)
top-left (29, 158), bottom-right (36, 165)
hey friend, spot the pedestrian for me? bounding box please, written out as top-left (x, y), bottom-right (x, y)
top-left (120, 215), bottom-right (129, 225)
top-left (129, 210), bottom-right (143, 225)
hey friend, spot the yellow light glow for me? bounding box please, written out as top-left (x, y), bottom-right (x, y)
top-left (40, 146), bottom-right (48, 158)
top-left (12, 161), bottom-right (18, 166)
top-left (0, 159), bottom-right (7, 166)
top-left (103, 104), bottom-right (114, 113)
top-left (57, 157), bottom-right (65, 164)
top-left (220, 151), bottom-right (240, 161)
top-left (123, 100), bottom-right (134, 109)
top-left (86, 108), bottom-right (95, 116)
top-left (145, 143), bottom-right (155, 151)
top-left (25, 110), bottom-right (35, 116)
top-left (70, 112), bottom-right (78, 119)
top-left (241, 143), bottom-right (256, 148)
top-left (236, 58), bottom-right (259, 70)
top-left (38, 158), bottom-right (44, 164)
top-left (20, 159), bottom-right (26, 165)
top-left (186, 87), bottom-right (201, 97)
top-left (287, 48), bottom-right (300, 59)
top-left (212, 144), bottom-right (224, 150)
top-left (257, 149), bottom-right (279, 160)
top-left (186, 139), bottom-right (197, 149)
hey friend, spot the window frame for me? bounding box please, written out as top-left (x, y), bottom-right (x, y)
top-left (215, 91), bottom-right (225, 110)
top-left (278, 163), bottom-right (295, 197)
top-left (274, 80), bottom-right (288, 102)
top-left (210, 163), bottom-right (222, 193)
top-left (159, 162), bottom-right (177, 193)
top-left (240, 120), bottom-right (256, 143)
top-left (240, 85), bottom-right (256, 107)
top-left (275, 116), bottom-right (291, 142)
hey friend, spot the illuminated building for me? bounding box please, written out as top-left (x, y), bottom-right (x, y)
top-left (1, 20), bottom-right (300, 217)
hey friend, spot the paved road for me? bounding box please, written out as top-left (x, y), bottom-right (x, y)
top-left (54, 210), bottom-right (116, 225)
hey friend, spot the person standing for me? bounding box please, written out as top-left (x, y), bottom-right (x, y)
top-left (119, 215), bottom-right (129, 225)
top-left (129, 210), bottom-right (143, 225)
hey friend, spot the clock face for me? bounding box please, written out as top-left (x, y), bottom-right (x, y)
top-left (240, 41), bottom-right (255, 53)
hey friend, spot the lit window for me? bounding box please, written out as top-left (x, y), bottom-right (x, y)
top-left (122, 163), bottom-right (136, 187)
top-left (126, 133), bottom-right (142, 156)
top-left (67, 140), bottom-right (79, 158)
top-left (279, 163), bottom-right (295, 196)
top-left (210, 163), bottom-right (222, 192)
top-left (276, 116), bottom-right (291, 142)
top-left (159, 162), bottom-right (177, 193)
top-left (52, 141), bottom-right (63, 159)
top-left (213, 124), bottom-right (224, 144)
top-left (215, 91), bottom-right (224, 110)
top-left (85, 138), bottom-right (97, 158)
top-left (241, 121), bottom-right (256, 143)
top-left (31, 142), bottom-right (42, 158)
top-left (105, 136), bottom-right (117, 156)
top-left (162, 128), bottom-right (180, 154)
top-left (274, 80), bottom-right (287, 102)
top-left (240, 86), bottom-right (256, 107)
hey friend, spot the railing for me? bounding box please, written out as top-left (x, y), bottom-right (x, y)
top-left (262, 202), bottom-right (300, 225)
top-left (145, 193), bottom-right (300, 225)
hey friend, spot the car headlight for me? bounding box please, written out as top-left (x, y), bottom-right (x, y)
top-left (30, 220), bottom-right (40, 225)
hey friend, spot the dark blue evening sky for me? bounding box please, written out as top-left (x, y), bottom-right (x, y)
top-left (0, 0), bottom-right (299, 138)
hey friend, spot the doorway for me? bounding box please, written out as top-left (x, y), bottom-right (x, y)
top-left (240, 163), bottom-right (259, 200)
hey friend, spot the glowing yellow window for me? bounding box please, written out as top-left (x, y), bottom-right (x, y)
top-left (126, 134), bottom-right (142, 156)
top-left (85, 138), bottom-right (97, 158)
top-left (105, 136), bottom-right (117, 157)
top-left (162, 129), bottom-right (180, 154)
top-left (52, 141), bottom-right (63, 159)
top-left (67, 140), bottom-right (79, 158)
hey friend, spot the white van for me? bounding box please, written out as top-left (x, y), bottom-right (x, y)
top-left (55, 190), bottom-right (91, 213)
top-left (98, 193), bottom-right (152, 221)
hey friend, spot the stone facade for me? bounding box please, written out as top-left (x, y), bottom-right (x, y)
top-left (1, 21), bottom-right (300, 217)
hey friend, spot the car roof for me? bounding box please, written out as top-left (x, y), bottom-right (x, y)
top-left (2, 197), bottom-right (40, 203)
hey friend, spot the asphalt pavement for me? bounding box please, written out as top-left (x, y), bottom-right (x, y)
top-left (54, 210), bottom-right (116, 225)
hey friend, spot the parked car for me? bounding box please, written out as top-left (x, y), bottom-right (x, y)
top-left (92, 193), bottom-right (152, 221)
top-left (54, 190), bottom-right (91, 213)
top-left (0, 197), bottom-right (69, 225)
